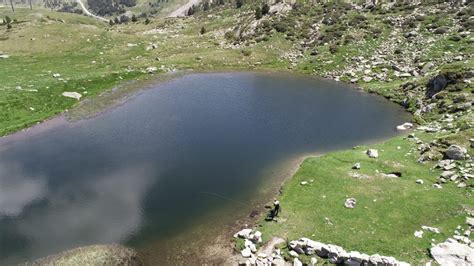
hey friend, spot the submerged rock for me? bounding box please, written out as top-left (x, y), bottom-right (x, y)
top-left (27, 244), bottom-right (143, 265)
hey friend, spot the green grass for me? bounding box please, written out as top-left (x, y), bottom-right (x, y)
top-left (0, 3), bottom-right (473, 264)
top-left (259, 135), bottom-right (473, 263)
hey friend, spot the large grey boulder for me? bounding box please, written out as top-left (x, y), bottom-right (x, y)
top-left (431, 239), bottom-right (474, 265)
top-left (445, 145), bottom-right (467, 160)
top-left (27, 244), bottom-right (143, 265)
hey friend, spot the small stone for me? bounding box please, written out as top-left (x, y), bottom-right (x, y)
top-left (414, 230), bottom-right (424, 238)
top-left (53, 73), bottom-right (61, 78)
top-left (352, 163), bottom-right (361, 170)
top-left (289, 250), bottom-right (299, 257)
top-left (366, 149), bottom-right (379, 158)
top-left (397, 122), bottom-right (414, 131)
top-left (62, 92), bottom-right (82, 100)
top-left (300, 181), bottom-right (308, 186)
top-left (432, 184), bottom-right (442, 189)
top-left (241, 247), bottom-right (252, 258)
top-left (293, 257), bottom-right (302, 266)
top-left (416, 179), bottom-right (424, 184)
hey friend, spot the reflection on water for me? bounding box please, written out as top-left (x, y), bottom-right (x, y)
top-left (0, 163), bottom-right (47, 217)
top-left (0, 73), bottom-right (410, 264)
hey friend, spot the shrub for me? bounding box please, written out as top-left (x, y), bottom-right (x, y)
top-left (5, 16), bottom-right (12, 24)
top-left (131, 14), bottom-right (138, 22)
top-left (200, 26), bottom-right (206, 35)
top-left (273, 21), bottom-right (289, 33)
top-left (7, 23), bottom-right (12, 29)
top-left (255, 7), bottom-right (262, 20)
top-left (329, 44), bottom-right (338, 54)
top-left (241, 49), bottom-right (252, 56)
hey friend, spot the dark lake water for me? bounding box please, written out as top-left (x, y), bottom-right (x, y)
top-left (0, 73), bottom-right (410, 264)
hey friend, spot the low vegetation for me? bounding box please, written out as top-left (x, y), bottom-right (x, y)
top-left (0, 0), bottom-right (472, 264)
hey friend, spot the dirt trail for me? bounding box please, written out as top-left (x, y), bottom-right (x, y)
top-left (76, 0), bottom-right (108, 22)
top-left (168, 0), bottom-right (202, 17)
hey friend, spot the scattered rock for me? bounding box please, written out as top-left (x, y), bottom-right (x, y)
top-left (431, 239), bottom-right (474, 265)
top-left (352, 163), bottom-right (361, 170)
top-left (366, 149), bottom-right (379, 158)
top-left (422, 226), bottom-right (441, 234)
top-left (397, 122), bottom-right (414, 131)
top-left (146, 66), bottom-right (158, 74)
top-left (426, 74), bottom-right (450, 98)
top-left (344, 198), bottom-right (357, 209)
top-left (53, 73), bottom-right (61, 78)
top-left (62, 92), bottom-right (82, 100)
top-left (414, 230), bottom-right (424, 238)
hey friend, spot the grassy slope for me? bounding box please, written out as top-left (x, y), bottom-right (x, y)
top-left (0, 2), bottom-right (473, 264)
top-left (259, 135), bottom-right (471, 263)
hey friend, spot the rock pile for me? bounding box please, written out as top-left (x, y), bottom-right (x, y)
top-left (288, 238), bottom-right (410, 266)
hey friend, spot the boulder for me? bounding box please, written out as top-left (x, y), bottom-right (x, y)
top-left (431, 239), bottom-right (474, 265)
top-left (146, 66), bottom-right (158, 74)
top-left (445, 145), bottom-right (467, 160)
top-left (397, 122), bottom-right (414, 131)
top-left (366, 149), bottom-right (379, 158)
top-left (241, 247), bottom-right (252, 258)
top-left (62, 92), bottom-right (82, 100)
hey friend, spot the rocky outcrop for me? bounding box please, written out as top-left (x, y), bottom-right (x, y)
top-left (430, 239), bottom-right (474, 265)
top-left (26, 244), bottom-right (143, 265)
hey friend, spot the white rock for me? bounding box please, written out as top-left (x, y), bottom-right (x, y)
top-left (366, 149), bottom-right (379, 158)
top-left (62, 92), bottom-right (82, 100)
top-left (422, 226), bottom-right (441, 234)
top-left (416, 179), bottom-right (424, 184)
top-left (53, 73), bottom-right (61, 78)
top-left (432, 184), bottom-right (442, 189)
top-left (0, 54), bottom-right (9, 59)
top-left (310, 257), bottom-right (317, 266)
top-left (352, 163), bottom-right (361, 170)
top-left (414, 230), bottom-right (424, 238)
top-left (234, 229), bottom-right (252, 239)
top-left (466, 217), bottom-right (474, 226)
top-left (397, 122), bottom-right (414, 131)
top-left (431, 240), bottom-right (474, 265)
top-left (445, 145), bottom-right (467, 160)
top-left (146, 66), bottom-right (158, 74)
top-left (241, 247), bottom-right (252, 258)
top-left (344, 198), bottom-right (357, 209)
top-left (293, 257), bottom-right (302, 266)
top-left (289, 250), bottom-right (299, 257)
